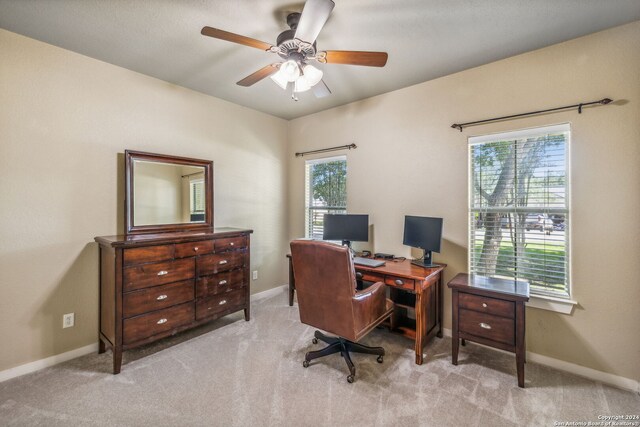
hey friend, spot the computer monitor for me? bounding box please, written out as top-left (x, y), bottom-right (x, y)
top-left (403, 215), bottom-right (443, 268)
top-left (323, 214), bottom-right (369, 248)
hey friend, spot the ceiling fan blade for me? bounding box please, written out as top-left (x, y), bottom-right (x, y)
top-left (323, 50), bottom-right (388, 67)
top-left (313, 80), bottom-right (331, 98)
top-left (201, 26), bottom-right (273, 51)
top-left (237, 64), bottom-right (279, 87)
top-left (294, 0), bottom-right (335, 44)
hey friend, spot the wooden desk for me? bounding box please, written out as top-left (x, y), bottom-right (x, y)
top-left (447, 273), bottom-right (529, 387)
top-left (287, 255), bottom-right (446, 365)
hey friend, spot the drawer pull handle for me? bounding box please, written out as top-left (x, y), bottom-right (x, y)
top-left (194, 247), bottom-right (199, 252)
top-left (479, 322), bottom-right (492, 330)
top-left (219, 280), bottom-right (228, 285)
top-left (219, 260), bottom-right (228, 265)
top-left (156, 294), bottom-right (168, 301)
top-left (157, 270), bottom-right (168, 276)
top-left (230, 242), bottom-right (234, 246)
top-left (356, 272), bottom-right (363, 279)
top-left (395, 279), bottom-right (404, 286)
top-left (482, 303), bottom-right (487, 308)
top-left (219, 300), bottom-right (227, 305)
top-left (157, 318), bottom-right (168, 324)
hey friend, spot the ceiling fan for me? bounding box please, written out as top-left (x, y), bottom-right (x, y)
top-left (201, 0), bottom-right (388, 100)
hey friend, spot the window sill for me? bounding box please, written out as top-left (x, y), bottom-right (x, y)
top-left (526, 294), bottom-right (577, 314)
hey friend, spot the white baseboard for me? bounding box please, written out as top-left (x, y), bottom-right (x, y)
top-left (0, 343), bottom-right (98, 383)
top-left (251, 284), bottom-right (287, 301)
top-left (442, 327), bottom-right (639, 393)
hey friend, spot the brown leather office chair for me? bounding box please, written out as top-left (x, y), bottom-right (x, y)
top-left (290, 240), bottom-right (394, 383)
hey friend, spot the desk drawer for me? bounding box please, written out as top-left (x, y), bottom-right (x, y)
top-left (175, 240), bottom-right (214, 258)
top-left (123, 279), bottom-right (195, 318)
top-left (196, 270), bottom-right (245, 297)
top-left (215, 236), bottom-right (247, 252)
top-left (123, 245), bottom-right (174, 267)
top-left (385, 275), bottom-right (415, 291)
top-left (123, 302), bottom-right (194, 345)
top-left (198, 252), bottom-right (245, 276)
top-left (356, 271), bottom-right (384, 283)
top-left (459, 293), bottom-right (514, 318)
top-left (459, 308), bottom-right (514, 346)
top-left (196, 289), bottom-right (245, 320)
top-left (123, 258), bottom-right (195, 291)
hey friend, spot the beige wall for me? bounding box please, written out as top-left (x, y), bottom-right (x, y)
top-left (288, 22), bottom-right (640, 381)
top-left (0, 30), bottom-right (289, 372)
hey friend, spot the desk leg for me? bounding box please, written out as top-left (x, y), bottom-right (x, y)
top-left (516, 302), bottom-right (526, 388)
top-left (437, 274), bottom-right (443, 338)
top-left (414, 291), bottom-right (424, 365)
top-left (288, 257), bottom-right (295, 307)
top-left (452, 290), bottom-right (459, 365)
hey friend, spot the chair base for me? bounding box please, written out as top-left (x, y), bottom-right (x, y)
top-left (303, 330), bottom-right (385, 383)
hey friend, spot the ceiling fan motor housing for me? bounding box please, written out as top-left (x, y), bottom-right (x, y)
top-left (276, 12), bottom-right (317, 61)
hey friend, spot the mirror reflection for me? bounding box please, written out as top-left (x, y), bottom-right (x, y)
top-left (133, 160), bottom-right (206, 226)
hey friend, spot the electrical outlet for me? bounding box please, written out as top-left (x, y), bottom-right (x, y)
top-left (252, 270), bottom-right (258, 280)
top-left (63, 313), bottom-right (75, 329)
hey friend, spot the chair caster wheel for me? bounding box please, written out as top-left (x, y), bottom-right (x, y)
top-left (347, 375), bottom-right (354, 383)
top-left (303, 360), bottom-right (309, 368)
top-left (377, 355), bottom-right (384, 363)
top-left (312, 338), bottom-right (318, 344)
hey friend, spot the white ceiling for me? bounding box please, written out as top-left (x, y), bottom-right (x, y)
top-left (1, 0), bottom-right (639, 120)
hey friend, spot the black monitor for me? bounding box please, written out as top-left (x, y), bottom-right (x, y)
top-left (323, 214), bottom-right (369, 248)
top-left (403, 215), bottom-right (443, 268)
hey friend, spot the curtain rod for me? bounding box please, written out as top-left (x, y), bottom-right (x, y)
top-left (181, 172), bottom-right (203, 178)
top-left (451, 98), bottom-right (612, 132)
top-left (295, 143), bottom-right (357, 157)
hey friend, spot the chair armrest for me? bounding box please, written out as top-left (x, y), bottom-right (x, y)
top-left (352, 282), bottom-right (392, 339)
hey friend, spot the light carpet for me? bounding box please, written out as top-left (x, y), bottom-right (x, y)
top-left (1, 288), bottom-right (638, 426)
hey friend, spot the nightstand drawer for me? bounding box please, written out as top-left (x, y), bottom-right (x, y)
top-left (459, 293), bottom-right (514, 318)
top-left (123, 244), bottom-right (174, 266)
top-left (385, 275), bottom-right (415, 291)
top-left (123, 257), bottom-right (195, 291)
top-left (123, 279), bottom-right (195, 318)
top-left (459, 308), bottom-right (514, 346)
top-left (198, 252), bottom-right (245, 276)
top-left (175, 240), bottom-right (214, 258)
top-left (123, 302), bottom-right (194, 345)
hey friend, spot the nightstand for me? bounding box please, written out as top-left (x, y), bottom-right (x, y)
top-left (447, 273), bottom-right (530, 387)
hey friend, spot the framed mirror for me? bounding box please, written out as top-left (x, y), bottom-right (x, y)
top-left (125, 150), bottom-right (213, 235)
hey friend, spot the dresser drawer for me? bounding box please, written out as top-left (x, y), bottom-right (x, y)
top-left (198, 252), bottom-right (245, 276)
top-left (196, 270), bottom-right (245, 298)
top-left (215, 236), bottom-right (247, 252)
top-left (385, 275), bottom-right (415, 291)
top-left (123, 244), bottom-right (174, 266)
top-left (459, 293), bottom-right (514, 318)
top-left (459, 308), bottom-right (514, 346)
top-left (123, 257), bottom-right (195, 291)
top-left (123, 302), bottom-right (195, 345)
top-left (175, 240), bottom-right (215, 258)
top-left (123, 279), bottom-right (195, 318)
top-left (196, 289), bottom-right (246, 320)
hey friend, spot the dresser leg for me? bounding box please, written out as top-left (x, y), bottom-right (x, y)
top-left (516, 353), bottom-right (525, 388)
top-left (113, 347), bottom-right (122, 374)
top-left (244, 307), bottom-right (250, 321)
top-left (98, 339), bottom-right (106, 354)
top-left (461, 339), bottom-right (466, 346)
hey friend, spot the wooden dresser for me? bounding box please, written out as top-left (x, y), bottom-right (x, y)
top-left (95, 227), bottom-right (252, 374)
top-left (447, 273), bottom-right (529, 387)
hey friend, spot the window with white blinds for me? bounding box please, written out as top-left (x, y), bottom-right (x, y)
top-left (469, 124), bottom-right (570, 297)
top-left (305, 156), bottom-right (347, 239)
top-left (190, 179), bottom-right (205, 214)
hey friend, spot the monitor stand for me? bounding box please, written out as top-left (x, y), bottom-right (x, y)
top-left (411, 249), bottom-right (438, 268)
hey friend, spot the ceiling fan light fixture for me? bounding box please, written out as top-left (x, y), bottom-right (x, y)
top-left (270, 68), bottom-right (289, 90)
top-left (280, 59), bottom-right (301, 82)
top-left (294, 76), bottom-right (312, 93)
top-left (302, 64), bottom-right (323, 87)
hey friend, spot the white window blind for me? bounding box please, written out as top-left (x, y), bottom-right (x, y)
top-left (190, 179), bottom-right (205, 214)
top-left (469, 124), bottom-right (570, 297)
top-left (304, 156), bottom-right (347, 239)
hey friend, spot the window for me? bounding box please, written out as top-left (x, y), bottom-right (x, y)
top-left (305, 156), bottom-right (347, 239)
top-left (469, 124), bottom-right (570, 298)
top-left (190, 179), bottom-right (205, 214)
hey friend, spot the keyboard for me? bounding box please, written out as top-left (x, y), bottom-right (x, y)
top-left (353, 257), bottom-right (385, 268)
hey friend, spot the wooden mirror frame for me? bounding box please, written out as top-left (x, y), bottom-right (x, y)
top-left (125, 150), bottom-right (214, 235)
